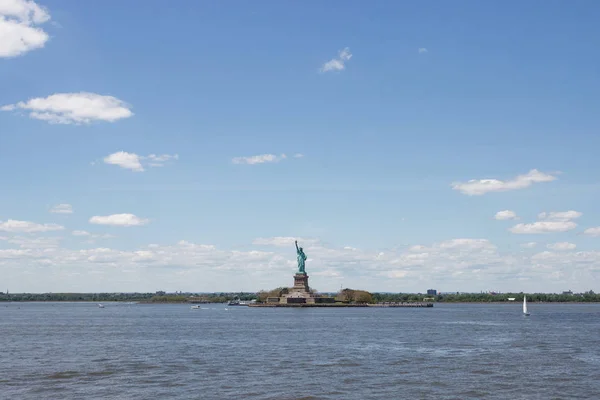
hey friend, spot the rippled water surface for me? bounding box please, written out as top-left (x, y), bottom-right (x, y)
top-left (1, 302), bottom-right (599, 399)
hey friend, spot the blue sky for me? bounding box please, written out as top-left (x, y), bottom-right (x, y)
top-left (1, 0), bottom-right (600, 293)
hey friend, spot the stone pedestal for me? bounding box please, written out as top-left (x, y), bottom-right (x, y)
top-left (281, 273), bottom-right (315, 304)
top-left (293, 273), bottom-right (310, 292)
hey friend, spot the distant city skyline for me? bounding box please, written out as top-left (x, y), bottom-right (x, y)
top-left (2, 0), bottom-right (600, 292)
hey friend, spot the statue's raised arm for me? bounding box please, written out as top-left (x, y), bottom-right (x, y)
top-left (295, 240), bottom-right (299, 252)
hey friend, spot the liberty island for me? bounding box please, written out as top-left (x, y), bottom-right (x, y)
top-left (248, 240), bottom-right (433, 307)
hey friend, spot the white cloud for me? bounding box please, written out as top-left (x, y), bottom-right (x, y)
top-left (320, 47), bottom-right (352, 73)
top-left (547, 242), bottom-right (576, 251)
top-left (0, 219), bottom-right (64, 233)
top-left (0, 0), bottom-right (49, 23)
top-left (437, 238), bottom-right (496, 251)
top-left (102, 151), bottom-right (178, 172)
top-left (293, 153), bottom-right (304, 158)
top-left (510, 221), bottom-right (577, 234)
top-left (521, 242), bottom-right (537, 249)
top-left (494, 210), bottom-right (518, 220)
top-left (146, 153), bottom-right (179, 167)
top-left (89, 213), bottom-right (149, 227)
top-left (232, 153), bottom-right (287, 165)
top-left (418, 48), bottom-right (428, 54)
top-left (529, 250), bottom-right (600, 274)
top-left (8, 236), bottom-right (61, 248)
top-left (146, 154), bottom-right (178, 162)
top-left (71, 230), bottom-right (114, 243)
top-left (0, 248), bottom-right (32, 258)
top-left (1, 92), bottom-right (133, 124)
top-left (583, 227), bottom-right (600, 237)
top-left (452, 169), bottom-right (557, 196)
top-left (103, 151), bottom-right (143, 172)
top-left (538, 211), bottom-right (582, 221)
top-left (510, 210), bottom-right (581, 234)
top-left (0, 0), bottom-right (51, 58)
top-left (50, 203), bottom-right (73, 214)
top-left (2, 235), bottom-right (600, 292)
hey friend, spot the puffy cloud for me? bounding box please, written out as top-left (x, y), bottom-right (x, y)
top-left (538, 211), bottom-right (582, 222)
top-left (495, 210), bottom-right (518, 220)
top-left (50, 203), bottom-right (73, 214)
top-left (71, 230), bottom-right (113, 240)
top-left (0, 219), bottom-right (64, 233)
top-left (0, 0), bottom-right (50, 58)
top-left (1, 92), bottom-right (133, 124)
top-left (232, 153), bottom-right (287, 165)
top-left (509, 210), bottom-right (581, 234)
top-left (146, 153), bottom-right (179, 167)
top-left (529, 250), bottom-right (600, 275)
top-left (437, 238), bottom-right (496, 251)
top-left (0, 248), bottom-right (32, 258)
top-left (7, 236), bottom-right (61, 249)
top-left (102, 152), bottom-right (180, 172)
top-left (0, 0), bottom-right (49, 23)
top-left (103, 151), bottom-right (143, 172)
top-left (89, 214), bottom-right (149, 227)
top-left (546, 242), bottom-right (576, 251)
top-left (452, 169), bottom-right (556, 196)
top-left (1, 235), bottom-right (599, 292)
top-left (583, 227), bottom-right (600, 237)
top-left (510, 221), bottom-right (577, 234)
top-left (320, 47), bottom-right (352, 73)
top-left (102, 151), bottom-right (179, 172)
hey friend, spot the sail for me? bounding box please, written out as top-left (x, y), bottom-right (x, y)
top-left (523, 296), bottom-right (528, 314)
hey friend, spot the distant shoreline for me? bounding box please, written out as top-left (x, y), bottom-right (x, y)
top-left (434, 301), bottom-right (600, 304)
top-left (2, 291), bottom-right (599, 304)
top-left (2, 300), bottom-right (224, 304)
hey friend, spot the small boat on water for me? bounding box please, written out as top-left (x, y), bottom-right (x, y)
top-left (98, 304), bottom-right (104, 308)
top-left (523, 296), bottom-right (530, 316)
top-left (227, 298), bottom-right (256, 306)
top-left (190, 305), bottom-right (201, 310)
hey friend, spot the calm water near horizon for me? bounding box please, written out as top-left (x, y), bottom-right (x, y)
top-left (1, 302), bottom-right (599, 399)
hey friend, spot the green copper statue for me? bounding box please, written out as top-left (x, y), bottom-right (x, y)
top-left (295, 240), bottom-right (307, 274)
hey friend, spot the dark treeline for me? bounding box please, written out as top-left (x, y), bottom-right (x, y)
top-left (374, 291), bottom-right (599, 303)
top-left (1, 291), bottom-right (598, 303)
top-left (0, 292), bottom-right (258, 303)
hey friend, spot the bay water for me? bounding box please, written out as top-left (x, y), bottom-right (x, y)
top-left (1, 302), bottom-right (599, 399)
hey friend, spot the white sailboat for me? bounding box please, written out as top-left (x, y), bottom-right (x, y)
top-left (523, 296), bottom-right (530, 316)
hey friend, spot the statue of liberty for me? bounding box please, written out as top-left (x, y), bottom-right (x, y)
top-left (295, 240), bottom-right (307, 274)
